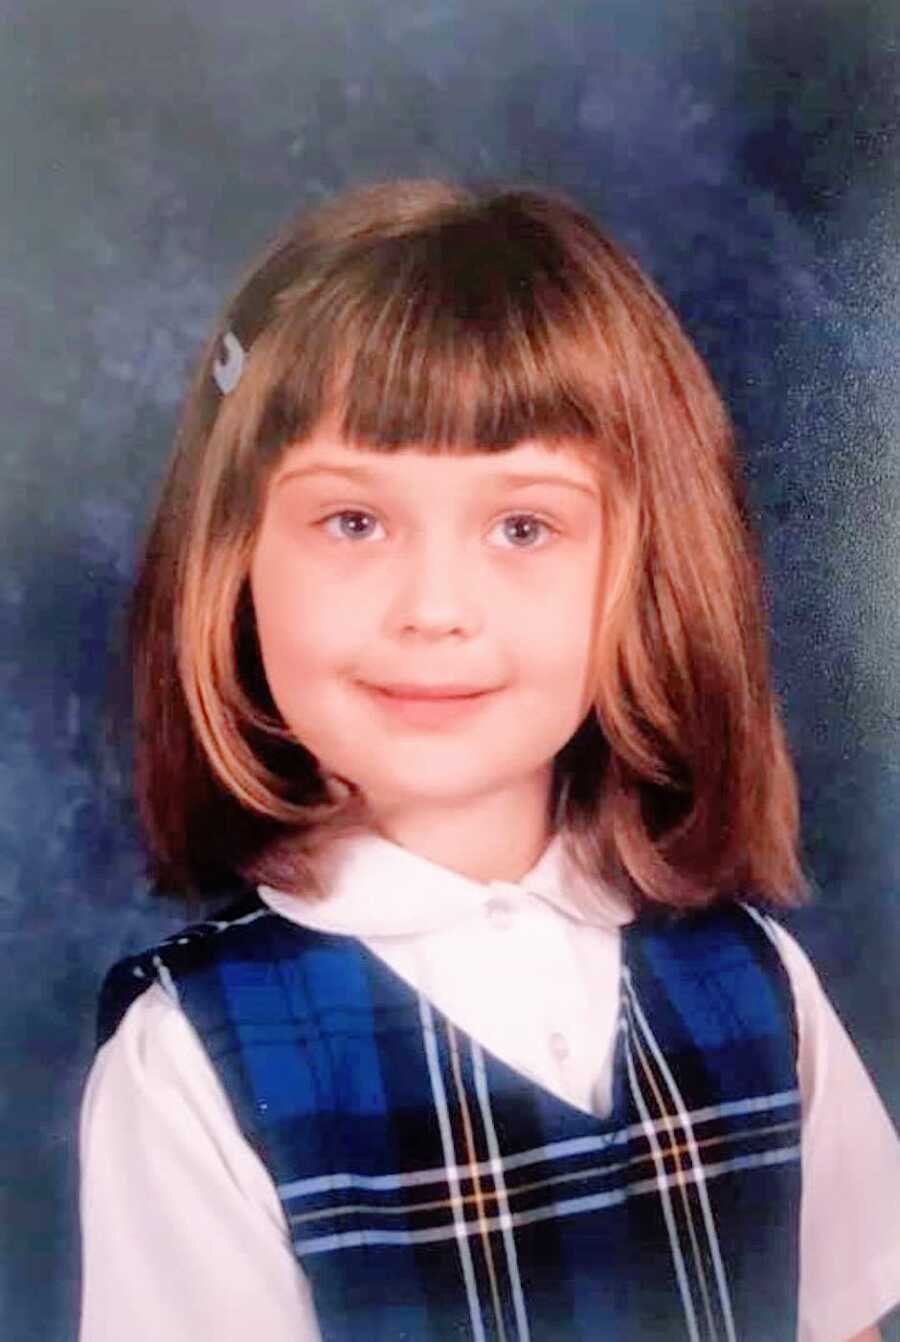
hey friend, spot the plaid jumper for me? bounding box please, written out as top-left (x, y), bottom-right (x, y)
top-left (97, 895), bottom-right (802, 1341)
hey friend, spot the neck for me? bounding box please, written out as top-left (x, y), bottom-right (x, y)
top-left (369, 770), bottom-right (555, 885)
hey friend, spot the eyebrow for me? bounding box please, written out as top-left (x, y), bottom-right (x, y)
top-left (277, 463), bottom-right (598, 499)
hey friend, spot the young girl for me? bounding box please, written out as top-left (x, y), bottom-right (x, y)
top-left (78, 179), bottom-right (900, 1342)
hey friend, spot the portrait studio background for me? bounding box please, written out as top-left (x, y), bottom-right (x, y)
top-left (2, 0), bottom-right (899, 1337)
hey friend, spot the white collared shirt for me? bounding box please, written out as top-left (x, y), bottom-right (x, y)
top-left (78, 833), bottom-right (900, 1342)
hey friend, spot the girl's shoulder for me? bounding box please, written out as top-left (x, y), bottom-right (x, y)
top-left (622, 898), bottom-right (800, 1065)
top-left (95, 885), bottom-right (333, 1050)
top-left (625, 896), bottom-right (795, 991)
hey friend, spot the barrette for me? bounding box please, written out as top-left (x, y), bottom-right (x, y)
top-left (212, 330), bottom-right (245, 395)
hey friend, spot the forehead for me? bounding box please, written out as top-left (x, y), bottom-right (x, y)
top-left (272, 431), bottom-right (601, 497)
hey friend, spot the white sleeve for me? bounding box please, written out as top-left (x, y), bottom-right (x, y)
top-left (768, 922), bottom-right (900, 1342)
top-left (78, 982), bottom-right (322, 1342)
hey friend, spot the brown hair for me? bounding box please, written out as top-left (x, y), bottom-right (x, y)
top-left (130, 177), bottom-right (805, 910)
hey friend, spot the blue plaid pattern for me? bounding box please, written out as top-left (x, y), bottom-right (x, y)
top-left (98, 897), bottom-right (802, 1341)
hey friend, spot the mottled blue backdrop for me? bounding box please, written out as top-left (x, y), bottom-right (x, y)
top-left (2, 0), bottom-right (899, 1337)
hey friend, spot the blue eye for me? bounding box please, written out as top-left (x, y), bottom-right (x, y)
top-left (497, 514), bottom-right (554, 547)
top-left (316, 510), bottom-right (555, 547)
top-left (319, 511), bottom-right (384, 541)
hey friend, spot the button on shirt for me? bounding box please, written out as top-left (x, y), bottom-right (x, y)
top-left (268, 830), bottom-right (630, 1119)
top-left (78, 832), bottom-right (900, 1342)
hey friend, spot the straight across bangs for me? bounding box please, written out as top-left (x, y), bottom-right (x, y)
top-left (132, 178), bottom-right (805, 910)
top-left (222, 187), bottom-right (641, 481)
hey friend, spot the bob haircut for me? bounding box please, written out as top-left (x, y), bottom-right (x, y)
top-left (130, 177), bottom-right (804, 910)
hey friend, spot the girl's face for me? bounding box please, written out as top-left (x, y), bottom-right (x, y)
top-left (249, 429), bottom-right (604, 838)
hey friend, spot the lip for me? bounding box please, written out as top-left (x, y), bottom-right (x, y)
top-left (369, 682), bottom-right (493, 700)
top-left (363, 682), bottom-right (497, 728)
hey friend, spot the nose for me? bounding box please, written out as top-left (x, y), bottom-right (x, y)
top-left (387, 530), bottom-right (481, 639)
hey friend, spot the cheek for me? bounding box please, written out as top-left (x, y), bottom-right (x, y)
top-left (526, 587), bottom-right (598, 726)
top-left (250, 543), bottom-right (312, 698)
top-left (516, 576), bottom-right (597, 671)
top-left (250, 546), bottom-right (364, 700)
top-left (254, 588), bottom-right (328, 692)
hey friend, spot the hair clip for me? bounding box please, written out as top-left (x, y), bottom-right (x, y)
top-left (212, 330), bottom-right (245, 395)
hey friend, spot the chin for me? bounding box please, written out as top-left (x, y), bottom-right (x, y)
top-left (359, 773), bottom-right (500, 807)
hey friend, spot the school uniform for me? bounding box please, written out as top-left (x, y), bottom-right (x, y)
top-left (78, 832), bottom-right (900, 1341)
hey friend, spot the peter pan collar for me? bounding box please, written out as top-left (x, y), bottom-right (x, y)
top-left (258, 829), bottom-right (632, 938)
